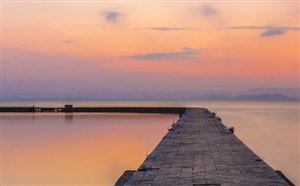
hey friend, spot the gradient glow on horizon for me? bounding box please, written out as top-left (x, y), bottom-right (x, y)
top-left (2, 1), bottom-right (299, 97)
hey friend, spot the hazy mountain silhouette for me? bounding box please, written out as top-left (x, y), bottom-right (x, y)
top-left (2, 91), bottom-right (299, 101)
top-left (233, 93), bottom-right (297, 101)
top-left (241, 87), bottom-right (299, 97)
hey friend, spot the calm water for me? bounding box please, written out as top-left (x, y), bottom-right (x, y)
top-left (1, 100), bottom-right (299, 185)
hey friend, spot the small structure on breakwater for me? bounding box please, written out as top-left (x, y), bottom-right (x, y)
top-left (64, 105), bottom-right (73, 113)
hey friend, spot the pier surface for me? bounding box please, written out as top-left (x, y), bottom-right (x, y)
top-left (116, 108), bottom-right (290, 186)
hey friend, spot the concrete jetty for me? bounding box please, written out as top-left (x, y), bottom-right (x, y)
top-left (116, 108), bottom-right (292, 186)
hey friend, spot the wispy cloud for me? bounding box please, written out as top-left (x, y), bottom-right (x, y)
top-left (229, 26), bottom-right (300, 30)
top-left (260, 29), bottom-right (285, 37)
top-left (129, 47), bottom-right (199, 60)
top-left (141, 27), bottom-right (200, 31)
top-left (200, 4), bottom-right (217, 16)
top-left (102, 11), bottom-right (121, 24)
top-left (62, 40), bottom-right (75, 44)
top-left (229, 26), bottom-right (266, 30)
top-left (229, 25), bottom-right (300, 37)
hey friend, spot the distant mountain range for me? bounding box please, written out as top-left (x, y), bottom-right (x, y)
top-left (2, 92), bottom-right (299, 101)
top-left (218, 93), bottom-right (298, 101)
top-left (241, 87), bottom-right (299, 97)
top-left (2, 86), bottom-right (299, 101)
top-left (153, 93), bottom-right (298, 101)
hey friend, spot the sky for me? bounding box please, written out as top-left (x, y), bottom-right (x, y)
top-left (1, 1), bottom-right (300, 99)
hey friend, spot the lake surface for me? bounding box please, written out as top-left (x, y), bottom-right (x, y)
top-left (1, 100), bottom-right (299, 185)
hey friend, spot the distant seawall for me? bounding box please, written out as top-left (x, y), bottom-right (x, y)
top-left (0, 106), bottom-right (186, 114)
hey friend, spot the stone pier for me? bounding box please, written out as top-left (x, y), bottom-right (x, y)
top-left (116, 108), bottom-right (291, 186)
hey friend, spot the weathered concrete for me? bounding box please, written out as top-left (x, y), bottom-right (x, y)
top-left (115, 171), bottom-right (137, 186)
top-left (117, 108), bottom-right (290, 186)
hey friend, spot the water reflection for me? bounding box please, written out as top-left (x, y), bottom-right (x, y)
top-left (64, 113), bottom-right (73, 125)
top-left (2, 113), bottom-right (176, 185)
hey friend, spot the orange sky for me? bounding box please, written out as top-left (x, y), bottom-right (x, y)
top-left (2, 1), bottom-right (299, 98)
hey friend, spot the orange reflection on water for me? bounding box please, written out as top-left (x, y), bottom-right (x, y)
top-left (2, 113), bottom-right (177, 185)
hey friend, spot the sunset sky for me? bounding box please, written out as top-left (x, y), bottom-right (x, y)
top-left (2, 1), bottom-right (299, 99)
